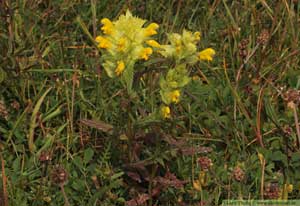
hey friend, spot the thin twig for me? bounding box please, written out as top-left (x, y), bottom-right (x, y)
top-left (256, 86), bottom-right (265, 147)
top-left (258, 154), bottom-right (265, 199)
top-left (1, 154), bottom-right (8, 206)
top-left (60, 184), bottom-right (70, 206)
top-left (292, 105), bottom-right (300, 149)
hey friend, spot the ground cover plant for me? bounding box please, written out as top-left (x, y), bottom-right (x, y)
top-left (1, 0), bottom-right (300, 205)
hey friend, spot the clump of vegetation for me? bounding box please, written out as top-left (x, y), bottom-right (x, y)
top-left (0, 1), bottom-right (300, 205)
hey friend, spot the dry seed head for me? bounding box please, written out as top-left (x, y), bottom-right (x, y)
top-left (51, 165), bottom-right (68, 185)
top-left (283, 125), bottom-right (293, 136)
top-left (10, 100), bottom-right (20, 111)
top-left (238, 38), bottom-right (249, 59)
top-left (238, 39), bottom-right (249, 50)
top-left (239, 49), bottom-right (248, 59)
top-left (197, 156), bottom-right (213, 171)
top-left (283, 89), bottom-right (300, 105)
top-left (0, 101), bottom-right (8, 120)
top-left (232, 166), bottom-right (245, 182)
top-left (257, 29), bottom-right (270, 45)
top-left (39, 150), bottom-right (52, 163)
top-left (264, 183), bottom-right (280, 199)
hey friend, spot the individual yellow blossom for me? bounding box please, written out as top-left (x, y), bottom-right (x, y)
top-left (198, 48), bottom-right (216, 61)
top-left (115, 61), bottom-right (125, 76)
top-left (193, 180), bottom-right (201, 191)
top-left (175, 39), bottom-right (181, 45)
top-left (140, 47), bottom-right (153, 60)
top-left (95, 36), bottom-right (111, 49)
top-left (257, 152), bottom-right (264, 165)
top-left (199, 171), bottom-right (206, 185)
top-left (176, 45), bottom-right (181, 54)
top-left (175, 39), bottom-right (182, 54)
top-left (286, 184), bottom-right (293, 193)
top-left (194, 31), bottom-right (201, 41)
top-left (161, 106), bottom-right (171, 119)
top-left (192, 75), bottom-right (200, 81)
top-left (101, 18), bottom-right (114, 35)
top-left (146, 40), bottom-right (161, 48)
top-left (117, 37), bottom-right (127, 52)
top-left (144, 23), bottom-right (159, 36)
top-left (170, 90), bottom-right (180, 103)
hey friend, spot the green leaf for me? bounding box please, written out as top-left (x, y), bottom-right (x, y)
top-left (73, 156), bottom-right (84, 169)
top-left (122, 62), bottom-right (134, 94)
top-left (0, 68), bottom-right (6, 83)
top-left (28, 87), bottom-right (52, 153)
top-left (291, 152), bottom-right (300, 163)
top-left (271, 151), bottom-right (287, 163)
top-left (88, 179), bottom-right (122, 205)
top-left (111, 171), bottom-right (124, 180)
top-left (84, 148), bottom-right (94, 164)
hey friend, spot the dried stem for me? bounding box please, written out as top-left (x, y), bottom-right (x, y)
top-left (259, 155), bottom-right (266, 199)
top-left (60, 184), bottom-right (70, 206)
top-left (256, 87), bottom-right (265, 147)
top-left (292, 105), bottom-right (300, 149)
top-left (1, 154), bottom-right (8, 206)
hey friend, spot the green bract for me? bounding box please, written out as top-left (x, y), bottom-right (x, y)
top-left (159, 64), bottom-right (190, 105)
top-left (160, 30), bottom-right (201, 64)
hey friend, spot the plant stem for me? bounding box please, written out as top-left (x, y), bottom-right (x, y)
top-left (1, 154), bottom-right (8, 206)
top-left (260, 158), bottom-right (265, 199)
top-left (60, 184), bottom-right (70, 206)
top-left (292, 105), bottom-right (300, 149)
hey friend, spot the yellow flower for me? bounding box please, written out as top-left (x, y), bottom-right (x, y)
top-left (144, 23), bottom-right (159, 36)
top-left (140, 47), bottom-right (153, 60)
top-left (101, 18), bottom-right (114, 35)
top-left (117, 37), bottom-right (127, 52)
top-left (287, 184), bottom-right (293, 193)
top-left (175, 39), bottom-right (182, 54)
top-left (193, 180), bottom-right (202, 191)
top-left (192, 75), bottom-right (200, 81)
top-left (95, 36), bottom-right (111, 49)
top-left (115, 61), bottom-right (125, 76)
top-left (198, 48), bottom-right (216, 61)
top-left (199, 171), bottom-right (206, 185)
top-left (161, 106), bottom-right (171, 119)
top-left (194, 31), bottom-right (201, 41)
top-left (146, 40), bottom-right (161, 48)
top-left (170, 90), bottom-right (180, 103)
top-left (257, 152), bottom-right (264, 165)
top-left (176, 46), bottom-right (181, 54)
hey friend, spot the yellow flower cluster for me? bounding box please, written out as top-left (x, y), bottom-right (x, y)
top-left (94, 11), bottom-right (216, 119)
top-left (159, 64), bottom-right (190, 118)
top-left (158, 30), bottom-right (215, 119)
top-left (160, 30), bottom-right (215, 64)
top-left (95, 10), bottom-right (160, 78)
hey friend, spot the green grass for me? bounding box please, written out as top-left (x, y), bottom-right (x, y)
top-left (1, 0), bottom-right (300, 205)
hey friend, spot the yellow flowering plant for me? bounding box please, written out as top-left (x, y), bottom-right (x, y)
top-left (158, 30), bottom-right (215, 118)
top-left (94, 10), bottom-right (215, 119)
